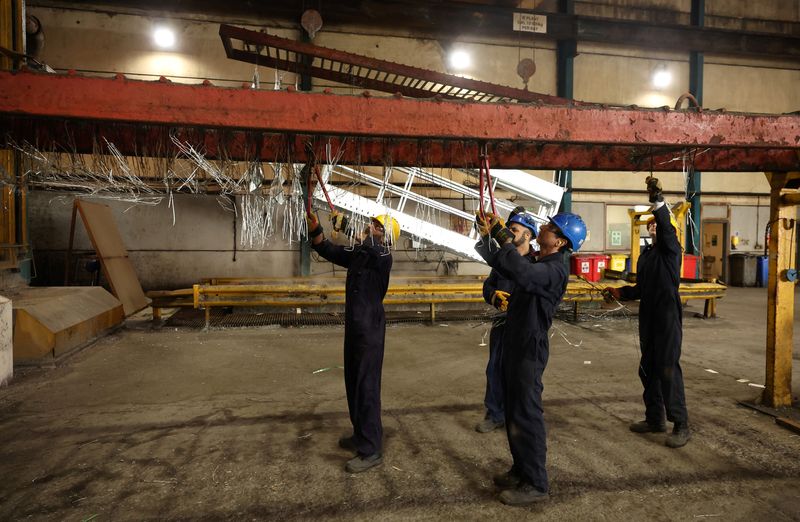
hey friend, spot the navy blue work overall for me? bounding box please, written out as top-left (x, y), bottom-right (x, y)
top-left (478, 239), bottom-right (568, 493)
top-left (620, 204), bottom-right (688, 426)
top-left (312, 238), bottom-right (392, 457)
top-left (481, 250), bottom-right (536, 423)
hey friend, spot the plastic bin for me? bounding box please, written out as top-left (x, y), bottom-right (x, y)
top-left (729, 253), bottom-right (757, 287)
top-left (595, 255), bottom-right (609, 280)
top-left (609, 254), bottom-right (628, 272)
top-left (756, 255), bottom-right (769, 287)
top-left (571, 255), bottom-right (595, 281)
top-left (682, 254), bottom-right (699, 279)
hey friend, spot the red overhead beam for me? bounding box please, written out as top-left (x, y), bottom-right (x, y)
top-left (6, 118), bottom-right (798, 173)
top-left (0, 71), bottom-right (798, 171)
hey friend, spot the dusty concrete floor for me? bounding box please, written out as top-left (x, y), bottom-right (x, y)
top-left (1, 287), bottom-right (799, 521)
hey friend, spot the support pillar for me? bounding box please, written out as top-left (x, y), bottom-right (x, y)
top-left (298, 29), bottom-right (313, 277)
top-left (686, 0), bottom-right (704, 257)
top-left (556, 0), bottom-right (575, 213)
top-left (763, 171), bottom-right (798, 408)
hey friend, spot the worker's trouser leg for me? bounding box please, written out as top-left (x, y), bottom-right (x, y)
top-left (344, 321), bottom-right (386, 457)
top-left (639, 344), bottom-right (688, 426)
top-left (504, 343), bottom-right (549, 493)
top-left (483, 324), bottom-right (505, 422)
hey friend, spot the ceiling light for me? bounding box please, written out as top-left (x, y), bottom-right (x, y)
top-left (652, 67), bottom-right (672, 89)
top-left (153, 27), bottom-right (176, 49)
top-left (449, 50), bottom-right (471, 70)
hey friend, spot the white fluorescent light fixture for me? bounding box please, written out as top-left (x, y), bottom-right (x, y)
top-left (153, 27), bottom-right (176, 49)
top-left (652, 68), bottom-right (672, 89)
top-left (449, 50), bottom-right (471, 70)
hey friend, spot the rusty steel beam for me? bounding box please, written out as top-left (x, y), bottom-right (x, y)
top-left (219, 24), bottom-right (571, 105)
top-left (0, 71), bottom-right (799, 171)
top-left (5, 117), bottom-right (799, 172)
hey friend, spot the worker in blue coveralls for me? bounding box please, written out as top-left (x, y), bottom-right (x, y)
top-left (475, 209), bottom-right (587, 506)
top-left (603, 176), bottom-right (690, 448)
top-left (476, 207), bottom-right (539, 434)
top-left (306, 210), bottom-right (399, 473)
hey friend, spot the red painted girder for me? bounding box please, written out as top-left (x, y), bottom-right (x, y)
top-left (1, 71), bottom-right (798, 150)
top-left (5, 117), bottom-right (799, 172)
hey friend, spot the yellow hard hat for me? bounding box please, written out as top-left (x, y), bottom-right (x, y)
top-left (372, 214), bottom-right (400, 244)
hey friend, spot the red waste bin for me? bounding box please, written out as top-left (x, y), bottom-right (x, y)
top-left (571, 255), bottom-right (594, 281)
top-left (682, 254), bottom-right (698, 279)
top-left (595, 255), bottom-right (610, 281)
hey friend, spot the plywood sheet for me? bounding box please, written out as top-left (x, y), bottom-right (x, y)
top-left (76, 200), bottom-right (150, 316)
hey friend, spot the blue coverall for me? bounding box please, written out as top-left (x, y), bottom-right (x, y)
top-left (619, 204), bottom-right (688, 426)
top-left (312, 238), bottom-right (393, 457)
top-left (481, 250), bottom-right (537, 423)
top-left (478, 239), bottom-right (568, 493)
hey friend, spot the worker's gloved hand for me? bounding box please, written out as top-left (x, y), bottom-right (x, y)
top-left (492, 290), bottom-right (510, 312)
top-left (475, 212), bottom-right (491, 237)
top-left (331, 210), bottom-right (349, 233)
top-left (306, 212), bottom-right (323, 239)
top-left (508, 206), bottom-right (526, 222)
top-left (645, 176), bottom-right (663, 203)
top-left (602, 287), bottom-right (621, 303)
top-left (488, 214), bottom-right (514, 245)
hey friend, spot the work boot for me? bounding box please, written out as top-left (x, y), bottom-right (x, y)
top-left (499, 482), bottom-right (549, 506)
top-left (629, 420), bottom-right (667, 433)
top-left (493, 468), bottom-right (522, 489)
top-left (665, 423), bottom-right (691, 448)
top-left (338, 435), bottom-right (357, 452)
top-left (345, 453), bottom-right (383, 473)
top-left (475, 417), bottom-right (505, 433)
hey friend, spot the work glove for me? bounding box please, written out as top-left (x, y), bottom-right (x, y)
top-left (645, 176), bottom-right (663, 203)
top-left (306, 212), bottom-right (323, 239)
top-left (602, 286), bottom-right (621, 303)
top-left (488, 214), bottom-right (514, 245)
top-left (508, 205), bottom-right (526, 222)
top-left (492, 290), bottom-right (510, 312)
top-left (475, 212), bottom-right (491, 237)
top-left (331, 210), bottom-right (349, 233)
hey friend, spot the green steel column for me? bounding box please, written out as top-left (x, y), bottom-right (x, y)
top-left (687, 0), bottom-right (704, 257)
top-left (298, 31), bottom-right (313, 276)
top-left (556, 0), bottom-right (575, 213)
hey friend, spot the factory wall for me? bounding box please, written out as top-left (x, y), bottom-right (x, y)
top-left (22, 4), bottom-right (800, 289)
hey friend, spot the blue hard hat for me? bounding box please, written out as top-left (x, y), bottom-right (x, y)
top-left (549, 212), bottom-right (587, 251)
top-left (508, 213), bottom-right (538, 238)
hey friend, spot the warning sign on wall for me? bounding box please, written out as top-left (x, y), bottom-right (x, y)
top-left (513, 13), bottom-right (547, 34)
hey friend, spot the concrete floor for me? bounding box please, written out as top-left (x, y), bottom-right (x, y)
top-left (1, 287), bottom-right (799, 520)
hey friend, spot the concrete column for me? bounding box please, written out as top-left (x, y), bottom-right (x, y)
top-left (0, 295), bottom-right (12, 386)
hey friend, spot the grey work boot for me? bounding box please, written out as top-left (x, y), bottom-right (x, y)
top-left (493, 468), bottom-right (522, 489)
top-left (345, 453), bottom-right (383, 473)
top-left (338, 436), bottom-right (357, 452)
top-left (499, 482), bottom-right (549, 506)
top-left (665, 423), bottom-right (691, 448)
top-left (629, 420), bottom-right (667, 433)
top-left (475, 417), bottom-right (505, 433)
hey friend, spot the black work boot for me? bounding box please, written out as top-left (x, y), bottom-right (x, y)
top-left (499, 482), bottom-right (549, 506)
top-left (475, 417), bottom-right (505, 433)
top-left (665, 423), bottom-right (691, 448)
top-left (629, 420), bottom-right (667, 433)
top-left (493, 468), bottom-right (522, 489)
top-left (345, 453), bottom-right (383, 473)
top-left (338, 436), bottom-right (357, 452)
